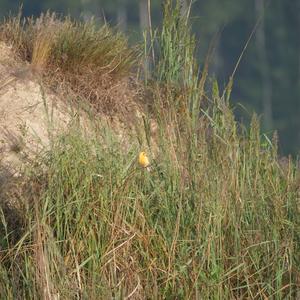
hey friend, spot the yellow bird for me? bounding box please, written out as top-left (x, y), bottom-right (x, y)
top-left (138, 151), bottom-right (150, 170)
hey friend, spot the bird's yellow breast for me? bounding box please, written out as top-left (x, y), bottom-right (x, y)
top-left (139, 152), bottom-right (150, 168)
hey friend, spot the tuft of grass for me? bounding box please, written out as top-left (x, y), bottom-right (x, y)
top-left (0, 11), bottom-right (137, 113)
top-left (0, 11), bottom-right (135, 76)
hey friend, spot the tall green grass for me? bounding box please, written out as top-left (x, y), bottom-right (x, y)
top-left (0, 1), bottom-right (300, 299)
top-left (1, 95), bottom-right (299, 298)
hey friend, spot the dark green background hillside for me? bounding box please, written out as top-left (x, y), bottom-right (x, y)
top-left (1, 0), bottom-right (299, 156)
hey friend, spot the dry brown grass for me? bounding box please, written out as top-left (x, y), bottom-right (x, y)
top-left (0, 12), bottom-right (140, 117)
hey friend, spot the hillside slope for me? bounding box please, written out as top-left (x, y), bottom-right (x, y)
top-left (0, 39), bottom-right (144, 179)
top-left (0, 42), bottom-right (73, 175)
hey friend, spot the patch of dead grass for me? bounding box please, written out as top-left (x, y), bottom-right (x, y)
top-left (0, 12), bottom-right (140, 118)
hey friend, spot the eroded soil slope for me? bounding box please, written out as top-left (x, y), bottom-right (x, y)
top-left (0, 42), bottom-right (79, 178)
top-left (0, 41), bottom-right (147, 183)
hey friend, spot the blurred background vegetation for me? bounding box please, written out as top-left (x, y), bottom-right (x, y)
top-left (1, 0), bottom-right (299, 156)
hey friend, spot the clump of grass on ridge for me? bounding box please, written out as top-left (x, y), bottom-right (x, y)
top-left (0, 1), bottom-right (300, 299)
top-left (0, 11), bottom-right (135, 75)
top-left (0, 11), bottom-right (137, 112)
